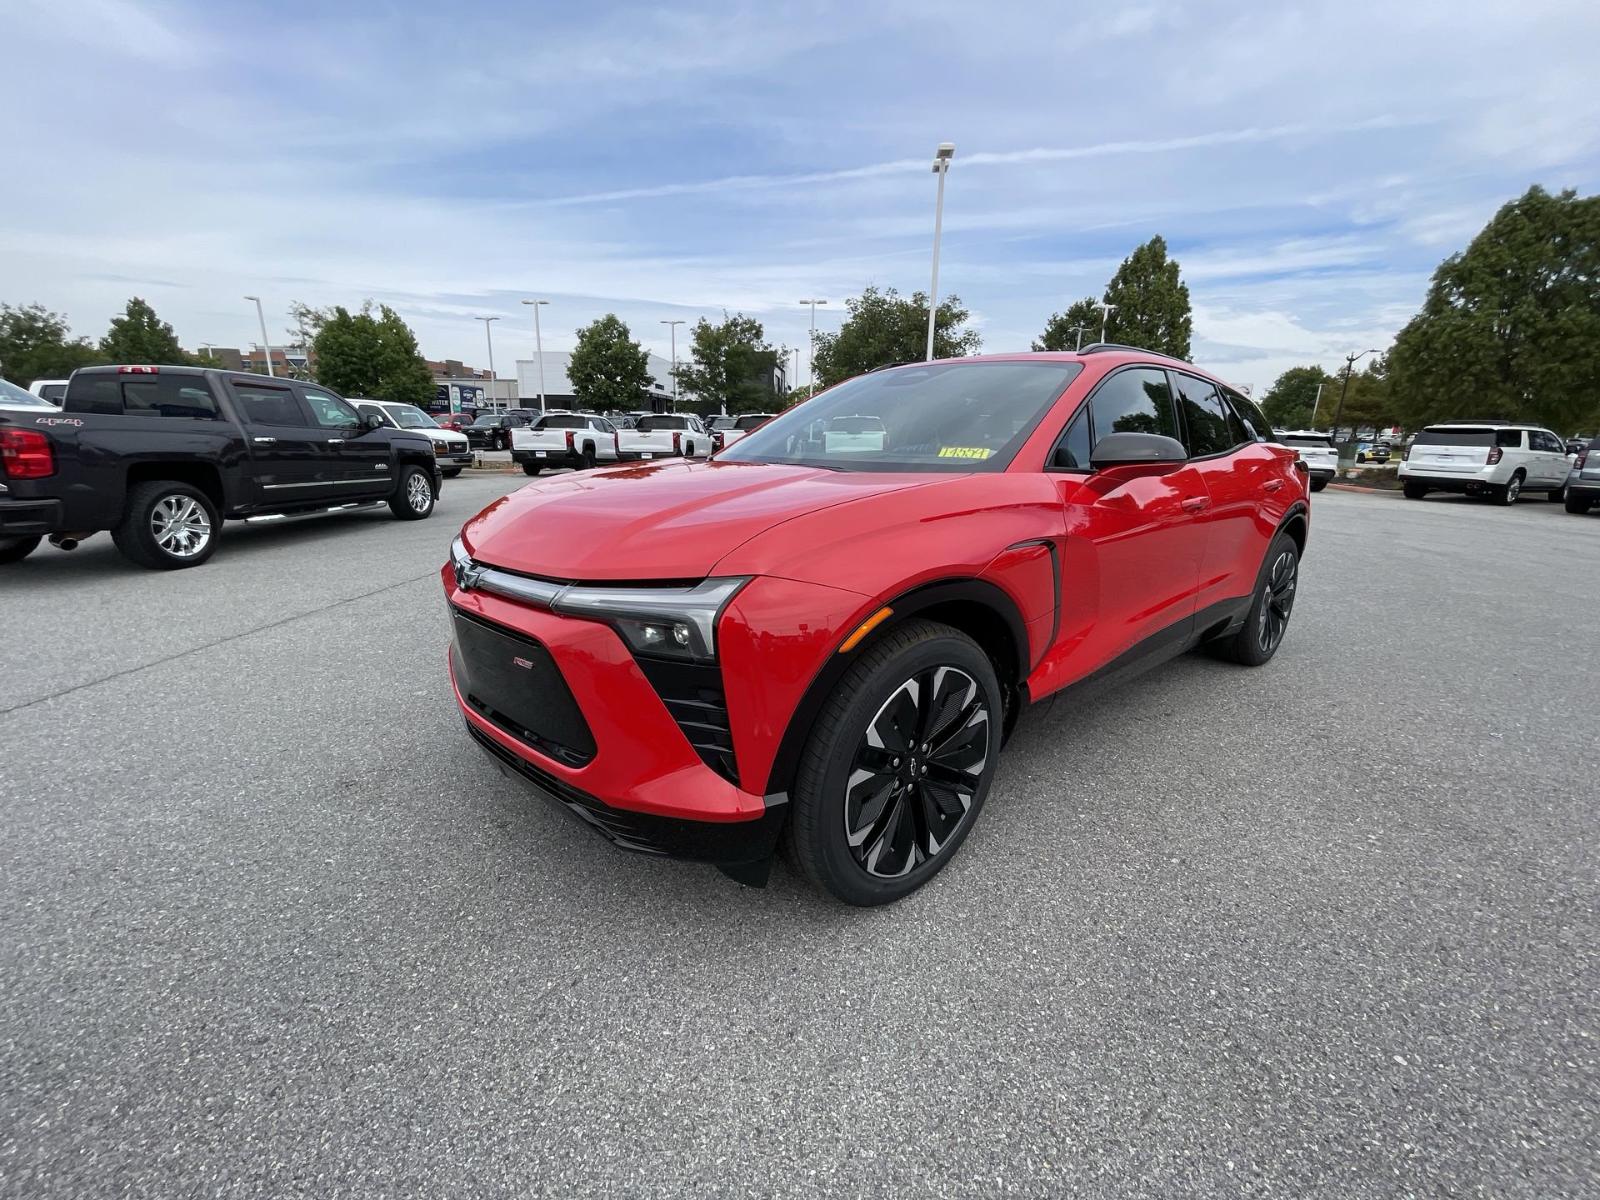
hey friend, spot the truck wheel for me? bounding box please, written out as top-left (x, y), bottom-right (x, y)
top-left (441, 468), bottom-right (463, 479)
top-left (1403, 482), bottom-right (1428, 500)
top-left (1494, 472), bottom-right (1523, 505)
top-left (113, 481), bottom-right (220, 569)
top-left (522, 463), bottom-right (542, 476)
top-left (580, 445), bottom-right (597, 470)
top-left (0, 535), bottom-right (42, 564)
top-left (389, 464), bottom-right (436, 520)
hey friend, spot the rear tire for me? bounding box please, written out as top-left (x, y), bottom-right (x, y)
top-left (388, 464), bottom-right (435, 520)
top-left (1494, 472), bottom-right (1524, 505)
top-left (1210, 532), bottom-right (1298, 667)
top-left (0, 535), bottom-right (42, 564)
top-left (1403, 482), bottom-right (1428, 499)
top-left (522, 463), bottom-right (542, 477)
top-left (112, 481), bottom-right (220, 570)
top-left (1567, 492), bottom-right (1594, 514)
top-left (580, 445), bottom-right (597, 470)
top-left (1310, 478), bottom-right (1328, 493)
top-left (786, 619), bottom-right (1002, 906)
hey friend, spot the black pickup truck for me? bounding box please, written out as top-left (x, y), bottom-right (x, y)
top-left (0, 366), bottom-right (442, 569)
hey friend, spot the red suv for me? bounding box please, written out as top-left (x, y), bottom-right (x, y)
top-left (444, 350), bottom-right (1308, 904)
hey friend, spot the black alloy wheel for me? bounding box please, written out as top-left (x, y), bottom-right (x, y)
top-left (786, 618), bottom-right (1002, 905)
top-left (844, 665), bottom-right (990, 879)
top-left (1256, 546), bottom-right (1297, 657)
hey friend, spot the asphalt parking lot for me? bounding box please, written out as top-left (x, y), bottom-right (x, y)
top-left (2, 479), bottom-right (1596, 1198)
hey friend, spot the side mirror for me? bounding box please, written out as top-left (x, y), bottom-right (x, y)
top-left (359, 412), bottom-right (385, 432)
top-left (1089, 431), bottom-right (1188, 472)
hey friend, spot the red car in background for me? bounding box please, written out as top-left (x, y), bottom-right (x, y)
top-left (444, 349), bottom-right (1308, 904)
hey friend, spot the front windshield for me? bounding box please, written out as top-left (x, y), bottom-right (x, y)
top-left (383, 404), bottom-right (439, 429)
top-left (721, 361), bottom-right (1082, 472)
top-left (1, 379), bottom-right (53, 407)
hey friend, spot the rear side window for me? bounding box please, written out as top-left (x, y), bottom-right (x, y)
top-left (234, 385), bottom-right (305, 426)
top-left (1223, 389), bottom-right (1272, 442)
top-left (1088, 368), bottom-right (1179, 443)
top-left (67, 374), bottom-right (219, 419)
top-left (1174, 374), bottom-right (1241, 456)
top-left (1496, 429), bottom-right (1523, 449)
top-left (38, 383), bottom-right (66, 402)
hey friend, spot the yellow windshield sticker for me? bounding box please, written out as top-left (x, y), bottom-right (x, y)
top-left (937, 446), bottom-right (994, 459)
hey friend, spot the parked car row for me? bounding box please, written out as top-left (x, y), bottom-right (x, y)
top-left (1398, 423), bottom-right (1576, 505)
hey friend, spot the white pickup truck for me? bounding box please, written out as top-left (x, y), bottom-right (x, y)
top-left (711, 412), bottom-right (775, 451)
top-left (510, 412), bottom-right (622, 476)
top-left (616, 413), bottom-right (713, 460)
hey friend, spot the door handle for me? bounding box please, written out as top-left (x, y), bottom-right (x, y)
top-left (1181, 497), bottom-right (1209, 513)
top-left (326, 438), bottom-right (345, 445)
top-left (252, 436), bottom-right (277, 444)
top-left (1264, 479), bottom-right (1284, 493)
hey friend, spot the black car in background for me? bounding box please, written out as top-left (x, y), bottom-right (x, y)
top-left (465, 409), bottom-right (538, 450)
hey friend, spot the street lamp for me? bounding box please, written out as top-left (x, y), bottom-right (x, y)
top-left (925, 142), bottom-right (955, 362)
top-left (521, 300), bottom-right (550, 413)
top-left (792, 348), bottom-right (800, 398)
top-left (200, 342), bottom-right (217, 361)
top-left (1096, 300), bottom-right (1117, 344)
top-left (244, 295), bottom-right (273, 377)
top-left (1071, 325), bottom-right (1087, 352)
top-left (660, 319), bottom-right (685, 412)
top-left (474, 316), bottom-right (500, 412)
top-left (798, 299), bottom-right (828, 395)
top-left (1330, 349), bottom-right (1379, 452)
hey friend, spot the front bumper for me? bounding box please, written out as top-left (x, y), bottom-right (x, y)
top-left (445, 577), bottom-right (788, 869)
top-left (0, 497), bottom-right (63, 536)
top-left (439, 449), bottom-right (473, 469)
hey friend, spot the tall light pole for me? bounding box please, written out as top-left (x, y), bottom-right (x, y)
top-left (1071, 326), bottom-right (1087, 352)
top-left (244, 295), bottom-right (273, 377)
top-left (200, 342), bottom-right (217, 361)
top-left (1096, 301), bottom-right (1117, 344)
top-left (474, 316), bottom-right (500, 411)
top-left (798, 299), bottom-right (828, 395)
top-left (1329, 349), bottom-right (1378, 452)
top-left (660, 319), bottom-right (685, 412)
top-left (1309, 381), bottom-right (1326, 429)
top-left (521, 299), bottom-right (549, 413)
top-left (925, 142), bottom-right (955, 362)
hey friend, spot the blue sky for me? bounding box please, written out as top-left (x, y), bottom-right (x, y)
top-left (5, 0), bottom-right (1598, 393)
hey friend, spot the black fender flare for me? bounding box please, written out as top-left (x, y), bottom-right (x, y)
top-left (760, 577), bottom-right (1029, 801)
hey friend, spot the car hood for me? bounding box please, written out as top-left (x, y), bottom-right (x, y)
top-left (461, 460), bottom-right (932, 581)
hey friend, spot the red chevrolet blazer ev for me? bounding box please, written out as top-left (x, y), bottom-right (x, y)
top-left (443, 348), bottom-right (1308, 904)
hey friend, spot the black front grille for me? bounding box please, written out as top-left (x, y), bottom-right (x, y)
top-left (633, 657), bottom-right (738, 784)
top-left (450, 610), bottom-right (596, 767)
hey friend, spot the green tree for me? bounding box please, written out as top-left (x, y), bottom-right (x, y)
top-left (673, 313), bottom-right (779, 414)
top-left (1260, 365), bottom-right (1333, 429)
top-left (309, 302), bottom-right (434, 406)
top-left (99, 297), bottom-right (194, 364)
top-left (1388, 185), bottom-right (1600, 435)
top-left (569, 314), bottom-right (654, 410)
top-left (1101, 235), bottom-right (1192, 358)
top-left (1033, 298), bottom-right (1102, 351)
top-left (811, 286), bottom-right (981, 386)
top-left (0, 304), bottom-right (104, 385)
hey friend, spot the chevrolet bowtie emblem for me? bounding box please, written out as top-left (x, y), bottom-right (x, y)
top-left (455, 559), bottom-right (484, 591)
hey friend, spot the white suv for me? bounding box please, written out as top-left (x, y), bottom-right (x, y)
top-left (1276, 430), bottom-right (1337, 492)
top-left (1399, 423), bottom-right (1572, 505)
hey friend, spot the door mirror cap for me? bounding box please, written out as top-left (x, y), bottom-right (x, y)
top-left (1089, 432), bottom-right (1188, 472)
top-left (358, 412), bottom-right (386, 432)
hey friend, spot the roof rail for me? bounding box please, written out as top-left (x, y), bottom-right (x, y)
top-left (1077, 342), bottom-right (1175, 358)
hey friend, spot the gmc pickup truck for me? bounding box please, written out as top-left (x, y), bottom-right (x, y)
top-left (0, 366), bottom-right (441, 569)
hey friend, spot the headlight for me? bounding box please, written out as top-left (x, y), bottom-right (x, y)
top-left (432, 439), bottom-right (451, 454)
top-left (448, 537), bottom-right (747, 662)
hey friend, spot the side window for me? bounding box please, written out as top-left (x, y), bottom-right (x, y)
top-left (1174, 374), bottom-right (1240, 457)
top-left (234, 384), bottom-right (306, 427)
top-left (1495, 429), bottom-right (1523, 449)
top-left (1223, 388), bottom-right (1273, 443)
top-left (1051, 410), bottom-right (1093, 472)
top-left (1532, 431), bottom-right (1561, 453)
top-left (1088, 368), bottom-right (1179, 443)
top-left (301, 389), bottom-right (360, 430)
top-left (121, 378), bottom-right (220, 420)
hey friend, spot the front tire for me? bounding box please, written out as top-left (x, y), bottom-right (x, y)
top-left (1211, 532), bottom-right (1298, 667)
top-left (787, 619), bottom-right (1001, 906)
top-left (0, 535), bottom-right (42, 564)
top-left (388, 464), bottom-right (435, 520)
top-left (112, 481), bottom-right (220, 570)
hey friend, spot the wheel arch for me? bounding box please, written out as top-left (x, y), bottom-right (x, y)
top-left (760, 577), bottom-right (1029, 800)
top-left (124, 461), bottom-right (226, 517)
top-left (1276, 500), bottom-right (1309, 557)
